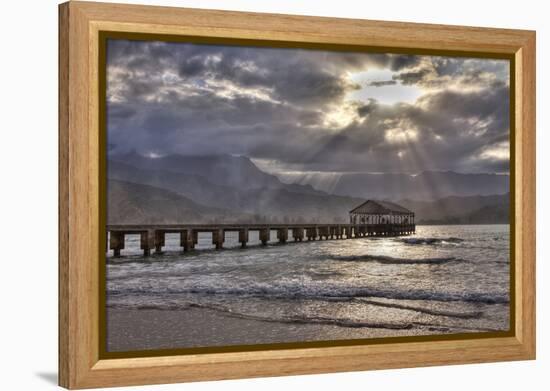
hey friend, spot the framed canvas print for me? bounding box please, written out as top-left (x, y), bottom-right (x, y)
top-left (58, 1), bottom-right (536, 389)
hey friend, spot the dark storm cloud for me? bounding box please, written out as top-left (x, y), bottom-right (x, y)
top-left (356, 99), bottom-right (378, 117)
top-left (389, 54), bottom-right (422, 71)
top-left (106, 39), bottom-right (510, 174)
top-left (392, 56), bottom-right (509, 90)
top-left (393, 68), bottom-right (431, 85)
top-left (366, 80), bottom-right (398, 87)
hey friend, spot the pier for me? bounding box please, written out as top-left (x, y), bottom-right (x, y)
top-left (106, 222), bottom-right (416, 257)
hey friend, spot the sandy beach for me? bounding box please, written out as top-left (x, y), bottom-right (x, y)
top-left (106, 307), bottom-right (453, 352)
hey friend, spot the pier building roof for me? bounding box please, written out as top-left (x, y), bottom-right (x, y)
top-left (349, 200), bottom-right (413, 215)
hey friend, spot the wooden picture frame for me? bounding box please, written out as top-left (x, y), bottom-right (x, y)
top-left (59, 1), bottom-right (536, 389)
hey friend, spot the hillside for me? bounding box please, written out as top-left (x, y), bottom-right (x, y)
top-left (115, 151), bottom-right (320, 195)
top-left (282, 170), bottom-right (510, 200)
top-left (108, 158), bottom-right (363, 223)
top-left (398, 193), bottom-right (510, 224)
top-left (107, 153), bottom-right (510, 225)
top-left (107, 179), bottom-right (250, 224)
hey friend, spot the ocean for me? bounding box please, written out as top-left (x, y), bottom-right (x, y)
top-left (106, 225), bottom-right (510, 351)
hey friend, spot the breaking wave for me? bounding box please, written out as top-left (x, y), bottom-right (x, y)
top-left (108, 301), bottom-right (416, 330)
top-left (329, 254), bottom-right (466, 265)
top-left (355, 298), bottom-right (484, 319)
top-left (400, 237), bottom-right (465, 245)
top-left (107, 284), bottom-right (509, 305)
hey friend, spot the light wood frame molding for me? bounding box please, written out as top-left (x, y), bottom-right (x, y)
top-left (58, 1), bottom-right (536, 389)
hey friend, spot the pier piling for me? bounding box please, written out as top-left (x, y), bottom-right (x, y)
top-left (277, 228), bottom-right (288, 243)
top-left (259, 228), bottom-right (270, 245)
top-left (306, 227), bottom-right (318, 241)
top-left (180, 229), bottom-right (195, 251)
top-left (292, 227), bottom-right (304, 242)
top-left (239, 228), bottom-right (249, 248)
top-left (212, 229), bottom-right (224, 250)
top-left (140, 230), bottom-right (155, 256)
top-left (109, 231), bottom-right (124, 257)
top-left (107, 223), bottom-right (415, 257)
top-left (154, 231), bottom-right (165, 254)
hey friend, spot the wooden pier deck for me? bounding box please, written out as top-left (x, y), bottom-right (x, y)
top-left (106, 223), bottom-right (416, 257)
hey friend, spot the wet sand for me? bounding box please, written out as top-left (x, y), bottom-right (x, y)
top-left (106, 307), bottom-right (447, 352)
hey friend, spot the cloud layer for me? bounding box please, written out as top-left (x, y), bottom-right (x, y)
top-left (106, 39), bottom-right (510, 175)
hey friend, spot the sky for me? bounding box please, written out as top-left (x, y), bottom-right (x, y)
top-left (106, 39), bottom-right (510, 176)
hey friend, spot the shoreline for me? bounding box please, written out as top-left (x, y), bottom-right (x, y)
top-left (107, 307), bottom-right (462, 352)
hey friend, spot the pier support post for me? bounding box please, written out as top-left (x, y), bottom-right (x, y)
top-left (277, 227), bottom-right (288, 243)
top-left (306, 227), bottom-right (317, 240)
top-left (239, 228), bottom-right (249, 248)
top-left (109, 231), bottom-right (124, 257)
top-left (292, 227), bottom-right (304, 241)
top-left (259, 228), bottom-right (270, 245)
top-left (319, 226), bottom-right (325, 239)
top-left (212, 229), bottom-right (224, 250)
top-left (140, 230), bottom-right (155, 256)
top-left (154, 231), bottom-right (165, 253)
top-left (180, 230), bottom-right (195, 251)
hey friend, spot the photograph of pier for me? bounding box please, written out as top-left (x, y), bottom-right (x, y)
top-left (104, 38), bottom-right (511, 352)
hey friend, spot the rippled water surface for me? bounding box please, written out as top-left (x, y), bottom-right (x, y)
top-left (107, 225), bottom-right (510, 337)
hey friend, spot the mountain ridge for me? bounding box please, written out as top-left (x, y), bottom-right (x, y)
top-left (280, 169), bottom-right (509, 200)
top-left (398, 193), bottom-right (509, 224)
top-left (107, 179), bottom-right (254, 224)
top-left (107, 152), bottom-right (510, 224)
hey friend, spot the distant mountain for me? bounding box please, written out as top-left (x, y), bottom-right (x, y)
top-left (108, 160), bottom-right (240, 208)
top-left (461, 204), bottom-right (509, 224)
top-left (229, 187), bottom-right (363, 223)
top-left (107, 179), bottom-right (250, 224)
top-left (107, 153), bottom-right (510, 224)
top-left (281, 170), bottom-right (510, 201)
top-left (108, 155), bottom-right (363, 223)
top-left (398, 193), bottom-right (510, 224)
top-left (115, 151), bottom-right (320, 195)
